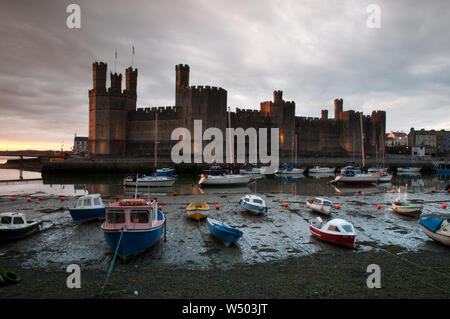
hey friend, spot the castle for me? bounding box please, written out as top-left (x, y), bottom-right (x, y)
top-left (88, 62), bottom-right (386, 163)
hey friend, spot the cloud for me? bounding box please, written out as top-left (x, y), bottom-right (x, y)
top-left (0, 0), bottom-right (449, 150)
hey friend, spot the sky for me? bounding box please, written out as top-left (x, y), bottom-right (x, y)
top-left (0, 0), bottom-right (449, 150)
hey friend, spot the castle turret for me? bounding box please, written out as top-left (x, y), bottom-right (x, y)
top-left (126, 67), bottom-right (137, 95)
top-left (93, 62), bottom-right (107, 92)
top-left (273, 90), bottom-right (283, 104)
top-left (321, 109), bottom-right (328, 119)
top-left (334, 98), bottom-right (343, 120)
top-left (176, 64), bottom-right (190, 89)
top-left (110, 72), bottom-right (122, 94)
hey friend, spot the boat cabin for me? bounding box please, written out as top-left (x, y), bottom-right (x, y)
top-left (313, 217), bottom-right (355, 234)
top-left (242, 194), bottom-right (266, 207)
top-left (312, 198), bottom-right (333, 207)
top-left (0, 212), bottom-right (28, 226)
top-left (103, 199), bottom-right (161, 230)
top-left (75, 194), bottom-right (104, 209)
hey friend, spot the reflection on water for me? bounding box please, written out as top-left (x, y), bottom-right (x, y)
top-left (0, 168), bottom-right (448, 197)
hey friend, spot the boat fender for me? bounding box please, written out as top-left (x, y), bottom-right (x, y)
top-left (0, 271), bottom-right (21, 285)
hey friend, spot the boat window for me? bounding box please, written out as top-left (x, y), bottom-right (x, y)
top-left (93, 197), bottom-right (101, 206)
top-left (107, 211), bottom-right (126, 224)
top-left (327, 225), bottom-right (340, 232)
top-left (130, 210), bottom-right (149, 223)
top-left (244, 198), bottom-right (249, 202)
top-left (342, 225), bottom-right (354, 233)
top-left (77, 199), bottom-right (83, 207)
top-left (253, 199), bottom-right (263, 204)
top-left (13, 217), bottom-right (24, 224)
top-left (83, 199), bottom-right (91, 207)
top-left (1, 216), bottom-right (12, 224)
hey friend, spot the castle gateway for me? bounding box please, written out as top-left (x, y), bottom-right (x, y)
top-left (88, 62), bottom-right (386, 163)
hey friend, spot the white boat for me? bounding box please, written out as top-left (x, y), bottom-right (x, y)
top-left (419, 218), bottom-right (450, 246)
top-left (308, 166), bottom-right (335, 173)
top-left (239, 165), bottom-right (263, 174)
top-left (198, 174), bottom-right (251, 186)
top-left (124, 175), bottom-right (176, 187)
top-left (282, 167), bottom-right (305, 174)
top-left (310, 217), bottom-right (356, 248)
top-left (397, 165), bottom-right (421, 173)
top-left (392, 201), bottom-right (422, 217)
top-left (68, 194), bottom-right (106, 222)
top-left (0, 212), bottom-right (43, 242)
top-left (332, 172), bottom-right (379, 184)
top-left (239, 194), bottom-right (268, 215)
top-left (306, 197), bottom-right (333, 216)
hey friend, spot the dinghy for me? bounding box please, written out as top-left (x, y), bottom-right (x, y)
top-left (306, 197), bottom-right (333, 216)
top-left (392, 201), bottom-right (422, 217)
top-left (68, 194), bottom-right (106, 222)
top-left (0, 212), bottom-right (43, 242)
top-left (101, 198), bottom-right (165, 259)
top-left (419, 218), bottom-right (450, 246)
top-left (186, 202), bottom-right (210, 221)
top-left (239, 194), bottom-right (268, 215)
top-left (310, 217), bottom-right (356, 248)
top-left (309, 165), bottom-right (335, 173)
top-left (206, 217), bottom-right (243, 246)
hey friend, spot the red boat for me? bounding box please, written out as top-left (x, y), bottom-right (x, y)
top-left (310, 217), bottom-right (356, 248)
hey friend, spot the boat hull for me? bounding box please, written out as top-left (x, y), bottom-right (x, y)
top-left (200, 175), bottom-right (251, 186)
top-left (392, 204), bottom-right (422, 217)
top-left (306, 201), bottom-right (331, 216)
top-left (239, 201), bottom-right (267, 215)
top-left (68, 207), bottom-right (105, 222)
top-left (102, 224), bottom-right (165, 259)
top-left (310, 225), bottom-right (355, 248)
top-left (281, 168), bottom-right (305, 174)
top-left (419, 224), bottom-right (450, 246)
top-left (207, 219), bottom-right (243, 246)
top-left (397, 167), bottom-right (421, 173)
top-left (124, 178), bottom-right (176, 187)
top-left (0, 222), bottom-right (42, 242)
top-left (186, 211), bottom-right (209, 220)
top-left (309, 168), bottom-right (335, 173)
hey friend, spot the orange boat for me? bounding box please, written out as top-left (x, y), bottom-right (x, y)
top-left (186, 202), bottom-right (210, 221)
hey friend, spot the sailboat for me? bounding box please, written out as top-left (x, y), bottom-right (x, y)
top-left (331, 113), bottom-right (379, 185)
top-left (199, 107), bottom-right (251, 186)
top-left (124, 112), bottom-right (176, 187)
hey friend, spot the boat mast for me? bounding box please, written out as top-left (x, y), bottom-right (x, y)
top-left (227, 107), bottom-right (232, 165)
top-left (294, 134), bottom-right (298, 165)
top-left (360, 113), bottom-right (365, 170)
top-left (154, 111), bottom-right (158, 172)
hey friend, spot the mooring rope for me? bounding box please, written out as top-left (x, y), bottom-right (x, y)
top-left (99, 228), bottom-right (124, 296)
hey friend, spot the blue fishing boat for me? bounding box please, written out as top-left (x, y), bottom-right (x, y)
top-left (101, 198), bottom-right (165, 259)
top-left (206, 218), bottom-right (243, 246)
top-left (68, 194), bottom-right (106, 222)
top-left (239, 194), bottom-right (268, 215)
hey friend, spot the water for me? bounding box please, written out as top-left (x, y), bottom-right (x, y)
top-left (0, 167), bottom-right (449, 271)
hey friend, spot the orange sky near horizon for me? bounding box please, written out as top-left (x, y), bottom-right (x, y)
top-left (0, 140), bottom-right (72, 151)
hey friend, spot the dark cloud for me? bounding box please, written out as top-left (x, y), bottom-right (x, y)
top-left (0, 0), bottom-right (449, 149)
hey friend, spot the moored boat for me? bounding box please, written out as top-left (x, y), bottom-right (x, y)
top-left (397, 164), bottom-right (421, 173)
top-left (198, 174), bottom-right (251, 186)
top-left (239, 194), bottom-right (268, 215)
top-left (124, 175), bottom-right (176, 187)
top-left (202, 165), bottom-right (232, 176)
top-left (392, 200), bottom-right (422, 217)
top-left (419, 217), bottom-right (450, 246)
top-left (332, 171), bottom-right (379, 185)
top-left (309, 165), bottom-right (335, 174)
top-left (155, 168), bottom-right (176, 176)
top-left (68, 194), bottom-right (106, 222)
top-left (280, 163), bottom-right (305, 174)
top-left (206, 217), bottom-right (243, 246)
top-left (340, 166), bottom-right (362, 174)
top-left (101, 198), bottom-right (165, 259)
top-left (310, 217), bottom-right (356, 248)
top-left (306, 197), bottom-right (333, 216)
top-left (0, 212), bottom-right (43, 242)
top-left (185, 202), bottom-right (210, 220)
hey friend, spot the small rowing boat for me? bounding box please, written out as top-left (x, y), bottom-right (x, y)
top-left (392, 200), bottom-right (422, 217)
top-left (306, 197), bottom-right (333, 216)
top-left (419, 217), bottom-right (450, 246)
top-left (239, 194), bottom-right (267, 215)
top-left (206, 218), bottom-right (243, 246)
top-left (186, 202), bottom-right (210, 220)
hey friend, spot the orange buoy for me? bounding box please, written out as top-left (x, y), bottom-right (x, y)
top-left (27, 198), bottom-right (32, 202)
top-left (442, 204), bottom-right (447, 209)
top-left (173, 191), bottom-right (177, 196)
top-left (38, 196), bottom-right (44, 200)
top-left (320, 207), bottom-right (324, 210)
top-left (158, 205), bottom-right (163, 210)
top-left (60, 196), bottom-right (65, 201)
top-left (284, 203), bottom-right (288, 207)
top-left (335, 205), bottom-right (340, 209)
top-left (376, 205), bottom-right (381, 210)
top-left (215, 205), bottom-right (220, 210)
top-left (10, 197), bottom-right (16, 201)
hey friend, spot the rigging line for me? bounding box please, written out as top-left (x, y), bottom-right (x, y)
top-left (100, 228), bottom-right (124, 296)
top-left (196, 217), bottom-right (219, 271)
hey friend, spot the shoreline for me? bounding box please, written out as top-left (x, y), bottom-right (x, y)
top-left (2, 249), bottom-right (450, 299)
